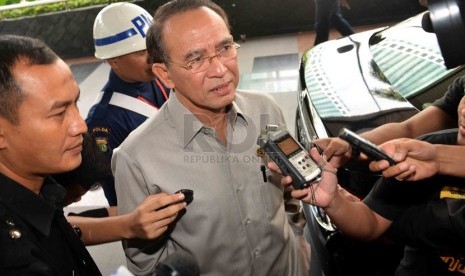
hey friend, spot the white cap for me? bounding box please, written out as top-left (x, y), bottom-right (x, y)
top-left (93, 2), bottom-right (153, 59)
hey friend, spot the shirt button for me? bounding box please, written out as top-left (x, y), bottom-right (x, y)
top-left (237, 185), bottom-right (243, 192)
top-left (244, 218), bottom-right (251, 225)
top-left (253, 248), bottom-right (261, 257)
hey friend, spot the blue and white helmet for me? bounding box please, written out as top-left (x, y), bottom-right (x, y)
top-left (93, 2), bottom-right (153, 59)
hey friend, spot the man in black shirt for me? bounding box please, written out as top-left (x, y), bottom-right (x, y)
top-left (0, 35), bottom-right (101, 275)
top-left (277, 132), bottom-right (465, 275)
top-left (278, 105), bottom-right (465, 275)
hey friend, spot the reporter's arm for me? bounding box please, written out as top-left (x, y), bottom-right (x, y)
top-left (369, 139), bottom-right (465, 180)
top-left (67, 193), bottom-right (186, 245)
top-left (68, 214), bottom-right (134, 245)
top-left (322, 187), bottom-right (392, 240)
top-left (274, 148), bottom-right (392, 240)
top-left (315, 106), bottom-right (452, 167)
top-left (433, 144), bottom-right (465, 177)
top-left (361, 106), bottom-right (454, 144)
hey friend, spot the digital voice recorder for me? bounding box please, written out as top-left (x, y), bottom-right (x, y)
top-left (257, 124), bottom-right (322, 189)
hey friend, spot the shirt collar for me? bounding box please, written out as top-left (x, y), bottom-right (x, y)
top-left (167, 90), bottom-right (248, 148)
top-left (0, 173), bottom-right (66, 237)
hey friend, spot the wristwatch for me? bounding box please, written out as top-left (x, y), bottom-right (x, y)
top-left (72, 225), bottom-right (83, 241)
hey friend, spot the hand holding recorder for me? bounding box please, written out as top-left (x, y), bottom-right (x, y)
top-left (369, 138), bottom-right (441, 181)
top-left (338, 128), bottom-right (397, 165)
top-left (257, 124), bottom-right (322, 189)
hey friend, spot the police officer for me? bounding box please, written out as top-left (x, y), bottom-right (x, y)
top-left (0, 35), bottom-right (100, 276)
top-left (87, 2), bottom-right (170, 206)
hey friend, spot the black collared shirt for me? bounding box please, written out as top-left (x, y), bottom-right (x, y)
top-left (0, 173), bottom-right (101, 275)
top-left (364, 130), bottom-right (465, 275)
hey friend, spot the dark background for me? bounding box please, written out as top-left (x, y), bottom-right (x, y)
top-left (0, 0), bottom-right (424, 59)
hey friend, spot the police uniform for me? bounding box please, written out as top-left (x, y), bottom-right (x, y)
top-left (0, 173), bottom-right (101, 275)
top-left (86, 70), bottom-right (169, 206)
top-left (364, 130), bottom-right (465, 276)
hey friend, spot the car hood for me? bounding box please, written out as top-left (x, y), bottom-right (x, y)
top-left (302, 28), bottom-right (415, 120)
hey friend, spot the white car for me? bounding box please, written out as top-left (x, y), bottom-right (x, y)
top-left (296, 12), bottom-right (465, 276)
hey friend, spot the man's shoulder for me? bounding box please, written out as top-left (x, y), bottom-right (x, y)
top-left (86, 95), bottom-right (147, 119)
top-left (236, 89), bottom-right (275, 100)
top-left (235, 89), bottom-right (278, 108)
top-left (446, 75), bottom-right (465, 95)
top-left (117, 107), bottom-right (172, 150)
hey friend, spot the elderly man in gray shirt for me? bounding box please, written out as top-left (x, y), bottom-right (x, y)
top-left (112, 0), bottom-right (310, 275)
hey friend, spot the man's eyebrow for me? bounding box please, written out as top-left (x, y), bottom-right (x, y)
top-left (50, 99), bottom-right (72, 110)
top-left (184, 48), bottom-right (206, 61)
top-left (220, 37), bottom-right (234, 45)
top-left (183, 37), bottom-right (234, 61)
top-left (50, 90), bottom-right (80, 110)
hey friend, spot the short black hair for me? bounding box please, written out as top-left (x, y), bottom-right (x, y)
top-left (146, 0), bottom-right (230, 64)
top-left (0, 35), bottom-right (58, 124)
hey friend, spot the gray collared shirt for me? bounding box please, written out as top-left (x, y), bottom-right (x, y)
top-left (113, 90), bottom-right (307, 276)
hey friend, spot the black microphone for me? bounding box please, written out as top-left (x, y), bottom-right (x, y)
top-left (151, 251), bottom-right (200, 276)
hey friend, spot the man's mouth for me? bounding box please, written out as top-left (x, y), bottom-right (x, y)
top-left (67, 142), bottom-right (83, 154)
top-left (211, 82), bottom-right (231, 95)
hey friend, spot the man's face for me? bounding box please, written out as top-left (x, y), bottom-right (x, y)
top-left (0, 59), bottom-right (87, 178)
top-left (458, 95), bottom-right (465, 145)
top-left (155, 7), bottom-right (239, 115)
top-left (110, 49), bottom-right (154, 83)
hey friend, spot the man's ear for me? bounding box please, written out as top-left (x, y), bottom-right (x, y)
top-left (106, 58), bottom-right (119, 71)
top-left (152, 63), bottom-right (175, 89)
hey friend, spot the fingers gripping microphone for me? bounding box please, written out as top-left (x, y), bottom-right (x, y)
top-left (151, 251), bottom-right (200, 276)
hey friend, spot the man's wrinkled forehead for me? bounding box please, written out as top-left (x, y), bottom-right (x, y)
top-left (162, 8), bottom-right (230, 56)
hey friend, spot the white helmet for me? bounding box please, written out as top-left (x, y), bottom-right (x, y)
top-left (93, 2), bottom-right (153, 59)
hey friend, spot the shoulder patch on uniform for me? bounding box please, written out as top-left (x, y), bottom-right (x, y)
top-left (440, 186), bottom-right (465, 199)
top-left (95, 137), bottom-right (110, 153)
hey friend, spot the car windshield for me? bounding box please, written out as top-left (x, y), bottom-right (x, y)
top-left (369, 13), bottom-right (461, 99)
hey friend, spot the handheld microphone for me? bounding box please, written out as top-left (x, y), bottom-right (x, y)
top-left (151, 251), bottom-right (200, 276)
